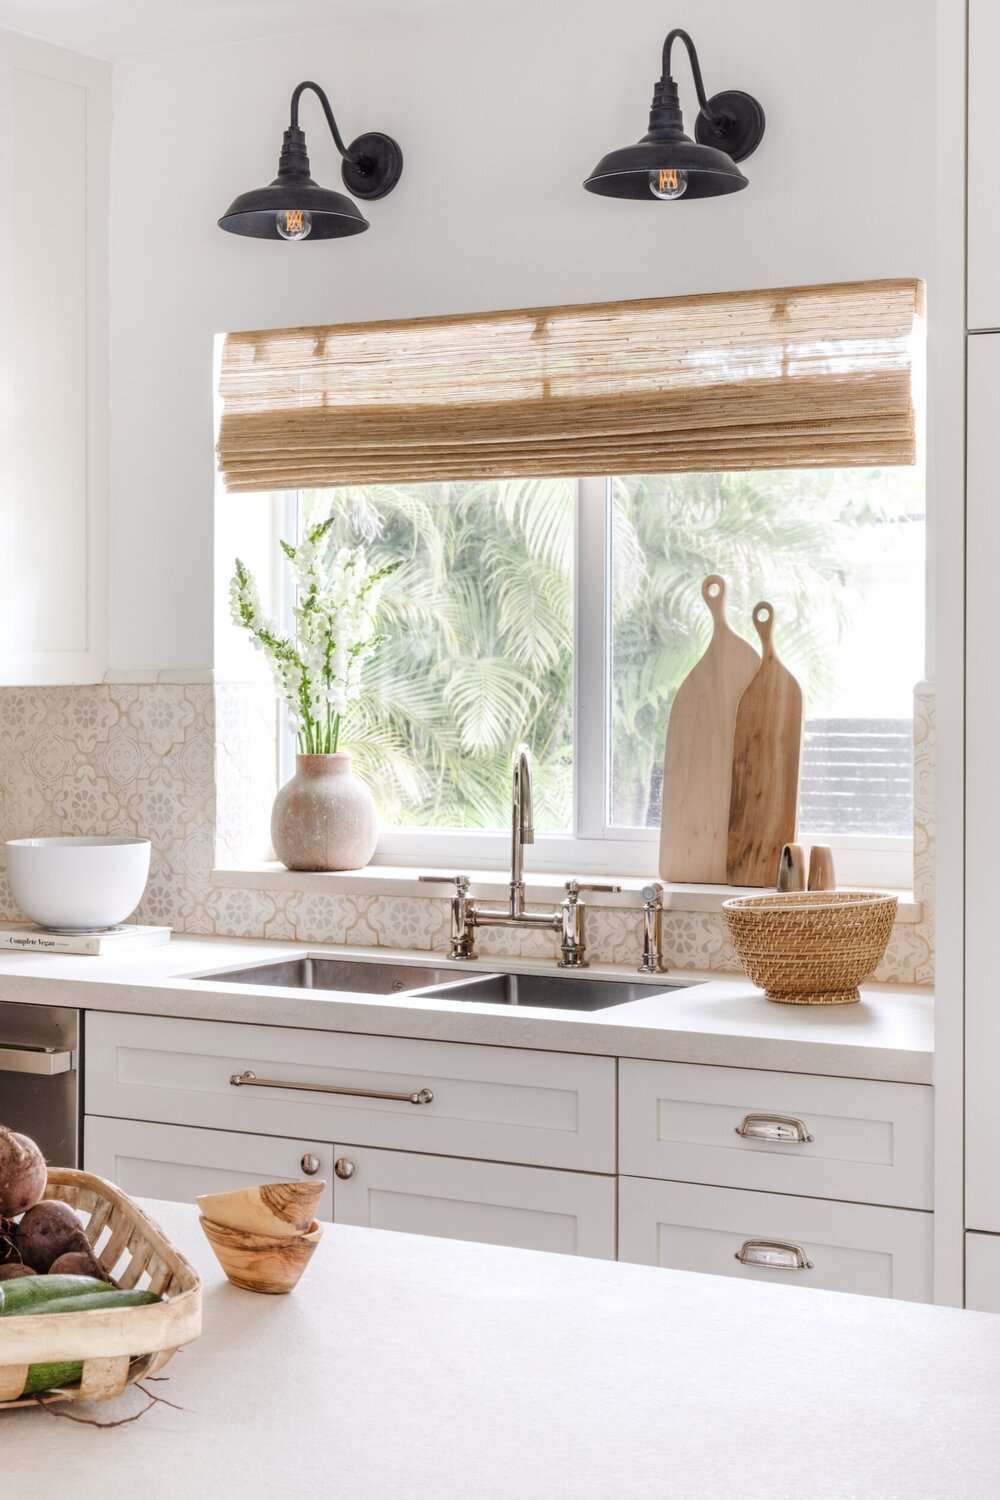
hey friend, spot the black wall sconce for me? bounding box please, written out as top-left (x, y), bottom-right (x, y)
top-left (219, 79), bottom-right (403, 240)
top-left (584, 28), bottom-right (765, 201)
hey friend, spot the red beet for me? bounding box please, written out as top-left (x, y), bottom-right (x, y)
top-left (48, 1249), bottom-right (108, 1281)
top-left (15, 1200), bottom-right (85, 1272)
top-left (0, 1127), bottom-right (46, 1216)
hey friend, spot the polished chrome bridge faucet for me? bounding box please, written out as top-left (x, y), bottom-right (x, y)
top-left (420, 745), bottom-right (619, 967)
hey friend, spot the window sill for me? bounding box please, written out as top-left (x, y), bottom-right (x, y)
top-left (211, 863), bottom-right (922, 923)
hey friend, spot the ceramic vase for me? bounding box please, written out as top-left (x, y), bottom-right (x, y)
top-left (271, 753), bottom-right (378, 872)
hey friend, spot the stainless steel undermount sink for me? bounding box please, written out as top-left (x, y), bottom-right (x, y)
top-left (193, 955), bottom-right (693, 1011)
top-left (416, 971), bottom-right (686, 1011)
top-left (197, 956), bottom-right (463, 996)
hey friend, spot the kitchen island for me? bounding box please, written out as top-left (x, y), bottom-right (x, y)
top-left (2, 1200), bottom-right (996, 1498)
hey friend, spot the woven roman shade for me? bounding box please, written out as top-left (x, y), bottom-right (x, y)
top-left (216, 278), bottom-right (924, 491)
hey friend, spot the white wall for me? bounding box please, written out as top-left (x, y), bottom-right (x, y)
top-left (108, 0), bottom-right (937, 672)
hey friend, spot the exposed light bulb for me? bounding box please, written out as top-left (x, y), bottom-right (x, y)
top-left (276, 208), bottom-right (313, 240)
top-left (648, 168), bottom-right (688, 200)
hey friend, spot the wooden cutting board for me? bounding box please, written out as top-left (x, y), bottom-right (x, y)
top-left (727, 601), bottom-right (803, 887)
top-left (658, 576), bottom-right (760, 883)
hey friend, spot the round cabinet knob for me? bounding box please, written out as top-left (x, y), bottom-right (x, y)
top-left (300, 1153), bottom-right (322, 1176)
top-left (334, 1157), bottom-right (356, 1181)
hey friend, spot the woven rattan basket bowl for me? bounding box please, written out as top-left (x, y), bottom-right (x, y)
top-left (722, 890), bottom-right (898, 1005)
top-left (0, 1168), bottom-right (202, 1408)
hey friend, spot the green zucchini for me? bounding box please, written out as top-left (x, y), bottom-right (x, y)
top-left (0, 1274), bottom-right (113, 1317)
top-left (23, 1288), bottom-right (160, 1317)
top-left (20, 1360), bottom-right (83, 1397)
top-left (3, 1286), bottom-right (161, 1398)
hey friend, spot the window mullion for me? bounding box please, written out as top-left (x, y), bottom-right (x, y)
top-left (575, 475), bottom-right (609, 841)
top-left (276, 489), bottom-right (301, 788)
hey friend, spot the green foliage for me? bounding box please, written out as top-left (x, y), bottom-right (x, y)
top-left (299, 467), bottom-right (921, 833)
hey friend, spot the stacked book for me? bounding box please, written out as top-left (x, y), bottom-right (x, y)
top-left (0, 924), bottom-right (171, 956)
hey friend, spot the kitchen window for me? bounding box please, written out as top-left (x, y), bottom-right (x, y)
top-left (275, 462), bottom-right (924, 885)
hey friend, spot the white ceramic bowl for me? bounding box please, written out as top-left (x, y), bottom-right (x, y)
top-left (4, 836), bottom-right (152, 932)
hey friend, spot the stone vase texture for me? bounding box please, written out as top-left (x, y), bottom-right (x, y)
top-left (271, 753), bottom-right (378, 872)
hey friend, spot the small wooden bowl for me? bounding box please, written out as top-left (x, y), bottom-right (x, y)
top-left (199, 1215), bottom-right (323, 1295)
top-left (196, 1180), bottom-right (325, 1238)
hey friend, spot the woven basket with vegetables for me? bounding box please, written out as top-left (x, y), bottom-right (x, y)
top-left (0, 1129), bottom-right (201, 1406)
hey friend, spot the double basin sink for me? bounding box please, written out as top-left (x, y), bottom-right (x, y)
top-left (196, 954), bottom-right (692, 1013)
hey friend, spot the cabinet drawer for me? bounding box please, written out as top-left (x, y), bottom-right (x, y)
top-left (966, 1233), bottom-right (1000, 1313)
top-left (619, 1059), bottom-right (932, 1209)
top-left (619, 1177), bottom-right (932, 1301)
top-left (85, 1115), bottom-right (335, 1218)
top-left (333, 1145), bottom-right (615, 1259)
top-left (85, 1012), bottom-right (615, 1172)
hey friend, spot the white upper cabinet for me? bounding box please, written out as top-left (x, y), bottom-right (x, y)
top-left (970, 0), bottom-right (1000, 329)
top-left (0, 31), bottom-right (109, 683)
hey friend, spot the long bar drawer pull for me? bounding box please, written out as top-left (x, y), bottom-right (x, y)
top-left (735, 1113), bottom-right (814, 1144)
top-left (0, 1044), bottom-right (74, 1077)
top-left (735, 1239), bottom-right (814, 1271)
top-left (229, 1069), bottom-right (434, 1106)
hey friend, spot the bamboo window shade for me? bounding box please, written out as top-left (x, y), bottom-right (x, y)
top-left (216, 278), bottom-right (924, 492)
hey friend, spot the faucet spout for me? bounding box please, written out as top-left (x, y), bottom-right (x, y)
top-left (510, 744), bottom-right (533, 912)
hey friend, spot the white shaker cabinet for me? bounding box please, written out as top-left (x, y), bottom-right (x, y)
top-left (966, 333), bottom-right (1000, 1233)
top-left (970, 0), bottom-right (1000, 329)
top-left (85, 1116), bottom-right (335, 1219)
top-left (0, 30), bottom-right (110, 683)
top-left (966, 1233), bottom-right (1000, 1313)
top-left (619, 1178), bottom-right (934, 1302)
top-left (83, 1116), bottom-right (615, 1259)
top-left (85, 1011), bottom-right (615, 1172)
top-left (619, 1060), bottom-right (932, 1210)
top-left (331, 1145), bottom-right (616, 1259)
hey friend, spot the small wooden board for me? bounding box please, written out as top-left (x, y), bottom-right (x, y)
top-left (659, 576), bottom-right (760, 883)
top-left (727, 602), bottom-right (803, 887)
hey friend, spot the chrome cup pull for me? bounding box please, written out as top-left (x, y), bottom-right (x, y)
top-left (735, 1113), bottom-right (814, 1144)
top-left (735, 1239), bottom-right (814, 1271)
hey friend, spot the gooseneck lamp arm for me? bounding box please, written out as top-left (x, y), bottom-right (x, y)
top-left (661, 29), bottom-right (713, 121)
top-left (289, 80), bottom-right (354, 163)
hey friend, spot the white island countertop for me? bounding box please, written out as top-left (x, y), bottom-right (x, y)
top-left (0, 931), bottom-right (932, 1081)
top-left (2, 1200), bottom-right (996, 1498)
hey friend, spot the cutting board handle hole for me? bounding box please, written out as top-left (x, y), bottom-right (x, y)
top-left (702, 574), bottom-right (726, 609)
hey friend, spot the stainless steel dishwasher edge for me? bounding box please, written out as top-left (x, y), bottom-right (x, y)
top-left (0, 1000), bottom-right (80, 1166)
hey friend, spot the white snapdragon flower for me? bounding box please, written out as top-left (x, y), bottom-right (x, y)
top-left (231, 520), bottom-right (397, 755)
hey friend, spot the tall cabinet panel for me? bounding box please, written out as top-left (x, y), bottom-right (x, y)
top-left (0, 31), bottom-right (109, 683)
top-left (970, 0), bottom-right (1000, 330)
top-left (965, 333), bottom-right (1000, 1233)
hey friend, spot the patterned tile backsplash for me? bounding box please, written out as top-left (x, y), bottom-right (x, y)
top-left (0, 681), bottom-right (935, 982)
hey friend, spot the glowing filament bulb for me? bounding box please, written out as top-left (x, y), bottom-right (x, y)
top-left (276, 208), bottom-right (313, 240)
top-left (648, 167), bottom-right (689, 200)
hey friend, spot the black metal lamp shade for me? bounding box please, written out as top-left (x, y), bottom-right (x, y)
top-left (584, 30), bottom-right (764, 202)
top-left (219, 167), bottom-right (369, 239)
top-left (219, 81), bottom-right (403, 241)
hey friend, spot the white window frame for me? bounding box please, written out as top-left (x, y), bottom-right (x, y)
top-left (279, 477), bottom-right (916, 889)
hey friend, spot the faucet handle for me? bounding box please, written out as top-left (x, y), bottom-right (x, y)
top-left (641, 882), bottom-right (664, 906)
top-left (564, 880), bottom-right (623, 899)
top-left (417, 873), bottom-right (471, 894)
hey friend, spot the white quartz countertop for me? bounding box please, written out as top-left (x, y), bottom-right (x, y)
top-left (2, 1200), bottom-right (995, 1498)
top-left (0, 933), bottom-right (933, 1082)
